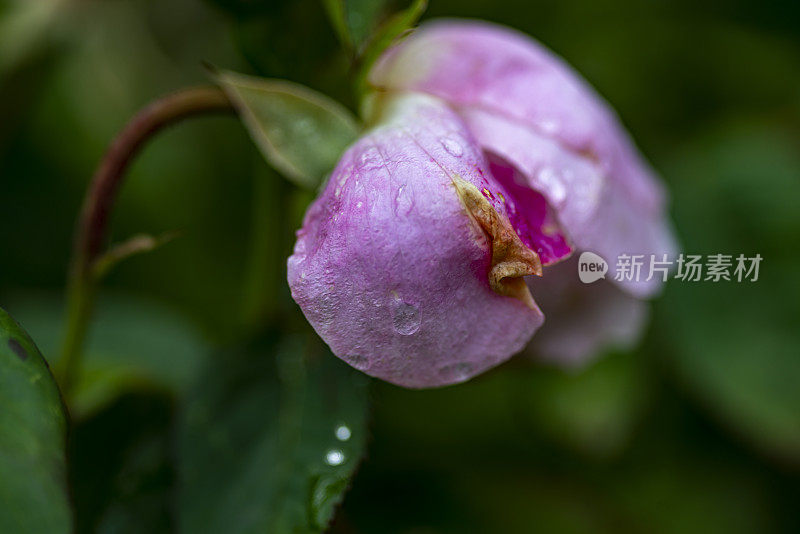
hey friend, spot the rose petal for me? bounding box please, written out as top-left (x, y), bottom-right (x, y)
top-left (288, 94), bottom-right (544, 388)
top-left (464, 110), bottom-right (677, 297)
top-left (486, 155), bottom-right (572, 266)
top-left (526, 256), bottom-right (649, 367)
top-left (369, 19), bottom-right (678, 296)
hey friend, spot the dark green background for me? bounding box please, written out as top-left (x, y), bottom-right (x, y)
top-left (1, 0), bottom-right (799, 532)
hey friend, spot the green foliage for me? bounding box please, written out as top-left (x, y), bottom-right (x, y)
top-left (0, 308), bottom-right (71, 534)
top-left (0, 0), bottom-right (62, 78)
top-left (177, 332), bottom-right (370, 533)
top-left (354, 0), bottom-right (427, 98)
top-left (321, 0), bottom-right (428, 98)
top-left (661, 124), bottom-right (800, 464)
top-left (7, 293), bottom-right (206, 418)
top-left (322, 0), bottom-right (390, 54)
top-left (218, 70), bottom-right (360, 190)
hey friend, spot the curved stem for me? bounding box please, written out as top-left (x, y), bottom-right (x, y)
top-left (58, 86), bottom-right (234, 397)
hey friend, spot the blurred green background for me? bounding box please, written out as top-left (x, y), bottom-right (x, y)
top-left (1, 0), bottom-right (799, 532)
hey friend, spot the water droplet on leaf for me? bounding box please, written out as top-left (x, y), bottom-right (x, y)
top-left (335, 425), bottom-right (351, 441)
top-left (325, 449), bottom-right (345, 466)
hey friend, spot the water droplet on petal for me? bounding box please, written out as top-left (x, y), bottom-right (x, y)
top-left (441, 137), bottom-right (464, 157)
top-left (325, 449), bottom-right (345, 466)
top-left (359, 148), bottom-right (383, 171)
top-left (537, 167), bottom-right (567, 206)
top-left (342, 354), bottom-right (369, 370)
top-left (312, 292), bottom-right (338, 327)
top-left (437, 362), bottom-right (474, 382)
top-left (538, 119), bottom-right (559, 135)
top-left (394, 184), bottom-right (415, 215)
top-left (392, 300), bottom-right (420, 335)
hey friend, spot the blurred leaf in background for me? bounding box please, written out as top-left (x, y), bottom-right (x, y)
top-left (6, 292), bottom-right (207, 419)
top-left (0, 0), bottom-right (63, 78)
top-left (661, 122), bottom-right (800, 466)
top-left (323, 0), bottom-right (428, 97)
top-left (323, 0), bottom-right (389, 54)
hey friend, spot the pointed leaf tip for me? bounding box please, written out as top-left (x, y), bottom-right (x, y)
top-left (217, 71), bottom-right (360, 190)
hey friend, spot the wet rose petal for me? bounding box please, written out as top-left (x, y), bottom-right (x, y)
top-left (526, 256), bottom-right (648, 366)
top-left (288, 94), bottom-right (548, 388)
top-left (487, 156), bottom-right (572, 265)
top-left (369, 20), bottom-right (678, 297)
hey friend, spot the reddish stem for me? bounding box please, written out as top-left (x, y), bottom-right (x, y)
top-left (59, 85), bottom-right (233, 397)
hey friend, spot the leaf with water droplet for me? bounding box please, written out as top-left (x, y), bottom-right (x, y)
top-left (177, 331), bottom-right (370, 533)
top-left (0, 307), bottom-right (71, 534)
top-left (217, 70), bottom-right (361, 190)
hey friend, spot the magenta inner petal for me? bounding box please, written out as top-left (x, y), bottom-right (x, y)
top-left (486, 156), bottom-right (573, 265)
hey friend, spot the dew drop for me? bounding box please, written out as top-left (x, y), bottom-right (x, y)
top-left (359, 148), bottom-right (383, 171)
top-left (537, 167), bottom-right (567, 206)
top-left (437, 362), bottom-right (474, 382)
top-left (441, 137), bottom-right (464, 157)
top-left (325, 449), bottom-right (345, 466)
top-left (335, 425), bottom-right (351, 441)
top-left (342, 354), bottom-right (369, 370)
top-left (394, 184), bottom-right (415, 215)
top-left (392, 301), bottom-right (420, 336)
top-left (313, 293), bottom-right (338, 327)
top-left (538, 119), bottom-right (559, 135)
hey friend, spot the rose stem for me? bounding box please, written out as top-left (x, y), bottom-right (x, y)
top-left (58, 86), bottom-right (233, 398)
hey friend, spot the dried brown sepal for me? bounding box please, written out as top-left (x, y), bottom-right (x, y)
top-left (452, 176), bottom-right (542, 309)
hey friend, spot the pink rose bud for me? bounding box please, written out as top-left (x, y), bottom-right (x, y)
top-left (289, 20), bottom-right (677, 386)
top-left (288, 94), bottom-right (574, 387)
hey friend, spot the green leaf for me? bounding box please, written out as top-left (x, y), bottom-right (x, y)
top-left (321, 0), bottom-right (353, 52)
top-left (661, 123), bottom-right (800, 464)
top-left (218, 70), bottom-right (360, 190)
top-left (0, 307), bottom-right (71, 534)
top-left (178, 332), bottom-right (370, 533)
top-left (7, 292), bottom-right (206, 419)
top-left (659, 281), bottom-right (800, 464)
top-left (0, 0), bottom-right (62, 78)
top-left (322, 0), bottom-right (392, 54)
top-left (356, 0), bottom-right (427, 98)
